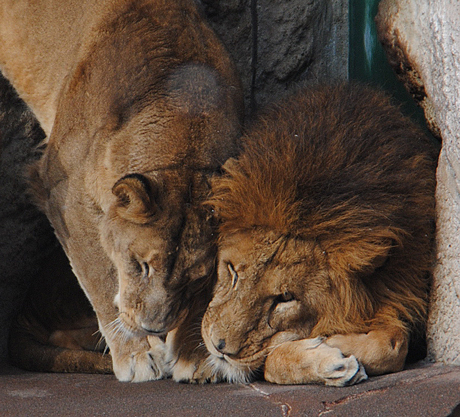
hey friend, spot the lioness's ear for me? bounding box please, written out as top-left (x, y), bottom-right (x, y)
top-left (112, 174), bottom-right (156, 224)
top-left (204, 157), bottom-right (238, 217)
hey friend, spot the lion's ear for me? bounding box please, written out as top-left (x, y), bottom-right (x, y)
top-left (324, 233), bottom-right (395, 277)
top-left (112, 174), bottom-right (156, 224)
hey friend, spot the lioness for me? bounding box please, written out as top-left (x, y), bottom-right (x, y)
top-left (202, 84), bottom-right (437, 386)
top-left (1, 0), bottom-right (243, 381)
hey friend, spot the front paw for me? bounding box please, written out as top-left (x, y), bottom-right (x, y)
top-left (264, 338), bottom-right (367, 386)
top-left (315, 346), bottom-right (368, 387)
top-left (171, 355), bottom-right (221, 384)
top-left (111, 336), bottom-right (170, 382)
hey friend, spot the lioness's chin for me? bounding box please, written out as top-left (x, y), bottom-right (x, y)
top-left (207, 354), bottom-right (259, 384)
top-left (113, 304), bottom-right (189, 340)
top-left (106, 316), bottom-right (164, 343)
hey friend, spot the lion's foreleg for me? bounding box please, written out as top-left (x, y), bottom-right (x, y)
top-left (264, 338), bottom-right (367, 386)
top-left (325, 327), bottom-right (409, 376)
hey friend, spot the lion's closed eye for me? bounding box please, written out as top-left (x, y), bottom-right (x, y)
top-left (227, 262), bottom-right (238, 288)
top-left (266, 290), bottom-right (301, 330)
top-left (275, 291), bottom-right (295, 303)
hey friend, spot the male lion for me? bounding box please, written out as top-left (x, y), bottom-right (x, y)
top-left (1, 0), bottom-right (243, 381)
top-left (202, 83), bottom-right (437, 386)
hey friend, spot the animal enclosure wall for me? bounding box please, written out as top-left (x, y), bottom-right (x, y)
top-left (377, 0), bottom-right (460, 365)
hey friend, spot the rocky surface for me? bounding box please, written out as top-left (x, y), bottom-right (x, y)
top-left (202, 0), bottom-right (348, 117)
top-left (1, 361), bottom-right (460, 416)
top-left (0, 75), bottom-right (56, 361)
top-left (376, 0), bottom-right (460, 366)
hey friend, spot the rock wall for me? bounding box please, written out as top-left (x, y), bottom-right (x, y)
top-left (202, 0), bottom-right (348, 116)
top-left (377, 0), bottom-right (460, 363)
top-left (0, 75), bottom-right (56, 363)
top-left (0, 1), bottom-right (349, 363)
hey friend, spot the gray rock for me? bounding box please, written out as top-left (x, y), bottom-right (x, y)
top-left (202, 0), bottom-right (347, 116)
top-left (377, 0), bottom-right (460, 365)
top-left (0, 74), bottom-right (56, 361)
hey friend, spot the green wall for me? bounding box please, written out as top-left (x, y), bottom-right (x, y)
top-left (348, 0), bottom-right (430, 131)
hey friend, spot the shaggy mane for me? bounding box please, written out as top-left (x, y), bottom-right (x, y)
top-left (210, 83), bottom-right (436, 244)
top-left (208, 83), bottom-right (437, 329)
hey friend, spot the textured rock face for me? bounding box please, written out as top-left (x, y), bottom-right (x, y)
top-left (377, 0), bottom-right (460, 363)
top-left (0, 75), bottom-right (56, 361)
top-left (0, 0), bottom-right (348, 362)
top-left (202, 0), bottom-right (348, 116)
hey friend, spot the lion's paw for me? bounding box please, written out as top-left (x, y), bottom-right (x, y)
top-left (265, 339), bottom-right (367, 386)
top-left (111, 336), bottom-right (171, 382)
top-left (316, 346), bottom-right (367, 387)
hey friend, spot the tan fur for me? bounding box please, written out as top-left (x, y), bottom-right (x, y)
top-left (264, 338), bottom-right (367, 386)
top-left (2, 0), bottom-right (243, 381)
top-left (202, 84), bottom-right (437, 385)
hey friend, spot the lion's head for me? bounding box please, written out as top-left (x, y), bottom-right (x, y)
top-left (201, 230), bottom-right (331, 382)
top-left (201, 84), bottom-right (436, 383)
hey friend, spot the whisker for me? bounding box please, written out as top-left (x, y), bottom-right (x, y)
top-left (92, 329), bottom-right (108, 352)
top-left (105, 316), bottom-right (134, 345)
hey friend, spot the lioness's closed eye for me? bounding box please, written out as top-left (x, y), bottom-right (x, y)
top-left (202, 83), bottom-right (437, 386)
top-left (2, 0), bottom-right (243, 382)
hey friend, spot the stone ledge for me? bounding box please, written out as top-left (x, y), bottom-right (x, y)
top-left (1, 362), bottom-right (459, 416)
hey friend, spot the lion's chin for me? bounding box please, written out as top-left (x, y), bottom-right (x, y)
top-left (207, 354), bottom-right (257, 384)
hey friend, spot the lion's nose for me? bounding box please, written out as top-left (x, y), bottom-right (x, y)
top-left (213, 338), bottom-right (240, 357)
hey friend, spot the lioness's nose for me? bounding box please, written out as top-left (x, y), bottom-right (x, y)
top-left (216, 339), bottom-right (226, 353)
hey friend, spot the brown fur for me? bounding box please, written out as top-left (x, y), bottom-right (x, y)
top-left (2, 0), bottom-right (243, 382)
top-left (202, 83), bottom-right (437, 384)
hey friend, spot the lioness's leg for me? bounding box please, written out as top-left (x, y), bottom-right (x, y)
top-left (264, 338), bottom-right (367, 386)
top-left (325, 327), bottom-right (409, 376)
top-left (166, 290), bottom-right (217, 384)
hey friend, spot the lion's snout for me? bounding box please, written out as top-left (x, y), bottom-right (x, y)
top-left (202, 312), bottom-right (246, 360)
top-left (207, 333), bottom-right (238, 358)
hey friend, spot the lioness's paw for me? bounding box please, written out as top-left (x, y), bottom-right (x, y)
top-left (171, 356), bottom-right (220, 384)
top-left (112, 336), bottom-right (170, 382)
top-left (316, 347), bottom-right (367, 387)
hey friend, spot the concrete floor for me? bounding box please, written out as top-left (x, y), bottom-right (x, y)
top-left (1, 361), bottom-right (460, 416)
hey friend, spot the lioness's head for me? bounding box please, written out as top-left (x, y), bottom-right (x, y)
top-left (101, 170), bottom-right (215, 337)
top-left (95, 63), bottom-right (243, 338)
